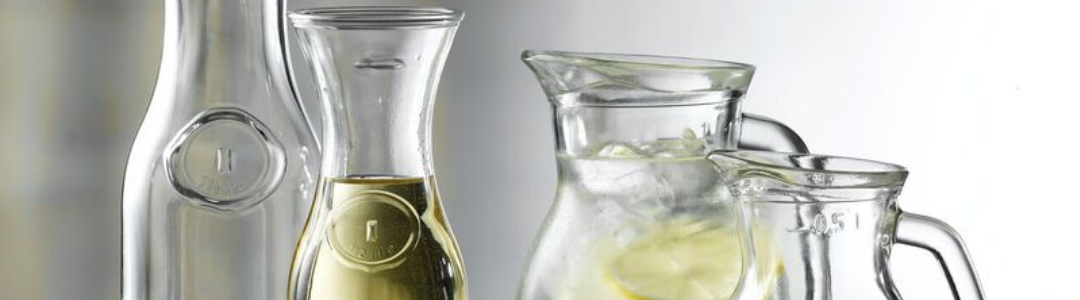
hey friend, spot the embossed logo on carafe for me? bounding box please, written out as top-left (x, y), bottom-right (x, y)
top-left (327, 190), bottom-right (421, 272)
top-left (165, 108), bottom-right (286, 211)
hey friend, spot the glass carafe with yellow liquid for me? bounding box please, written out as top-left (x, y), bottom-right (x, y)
top-left (516, 51), bottom-right (808, 300)
top-left (288, 7), bottom-right (466, 300)
top-left (710, 150), bottom-right (984, 300)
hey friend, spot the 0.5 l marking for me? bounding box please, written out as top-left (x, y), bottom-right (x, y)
top-left (789, 212), bottom-right (860, 235)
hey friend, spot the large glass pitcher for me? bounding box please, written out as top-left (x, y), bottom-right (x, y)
top-left (517, 51), bottom-right (808, 300)
top-left (287, 7), bottom-right (467, 300)
top-left (710, 150), bottom-right (985, 300)
top-left (122, 0), bottom-right (319, 299)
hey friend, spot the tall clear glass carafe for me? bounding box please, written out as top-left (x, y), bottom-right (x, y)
top-left (710, 150), bottom-right (985, 300)
top-left (517, 51), bottom-right (808, 300)
top-left (287, 7), bottom-right (466, 300)
top-left (121, 0), bottom-right (320, 299)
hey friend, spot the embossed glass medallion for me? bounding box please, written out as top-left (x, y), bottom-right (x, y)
top-left (165, 108), bottom-right (286, 211)
top-left (327, 190), bottom-right (421, 272)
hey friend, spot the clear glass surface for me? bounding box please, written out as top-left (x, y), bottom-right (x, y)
top-left (710, 150), bottom-right (985, 300)
top-left (121, 0), bottom-right (320, 299)
top-left (288, 7), bottom-right (466, 300)
top-left (516, 51), bottom-right (808, 300)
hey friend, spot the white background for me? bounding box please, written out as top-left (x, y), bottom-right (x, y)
top-left (2, 0), bottom-right (1077, 299)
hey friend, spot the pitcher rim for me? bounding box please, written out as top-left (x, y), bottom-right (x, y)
top-left (289, 6), bottom-right (463, 29)
top-left (710, 150), bottom-right (909, 186)
top-left (522, 50), bottom-right (756, 71)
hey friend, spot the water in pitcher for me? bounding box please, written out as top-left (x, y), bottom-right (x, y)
top-left (538, 137), bottom-right (782, 300)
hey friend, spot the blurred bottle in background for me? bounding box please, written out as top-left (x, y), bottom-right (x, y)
top-left (0, 0), bottom-right (161, 299)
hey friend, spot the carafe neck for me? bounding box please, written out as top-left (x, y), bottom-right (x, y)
top-left (289, 9), bottom-right (462, 179)
top-left (161, 0), bottom-right (286, 97)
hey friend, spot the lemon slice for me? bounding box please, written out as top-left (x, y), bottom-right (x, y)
top-left (607, 225), bottom-right (742, 300)
top-left (605, 222), bottom-right (782, 300)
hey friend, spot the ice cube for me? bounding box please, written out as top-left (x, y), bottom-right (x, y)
top-left (594, 142), bottom-right (647, 158)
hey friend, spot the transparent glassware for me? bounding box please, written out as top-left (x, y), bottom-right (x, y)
top-left (710, 150), bottom-right (985, 300)
top-left (121, 0), bottom-right (320, 299)
top-left (287, 7), bottom-right (467, 300)
top-left (516, 51), bottom-right (809, 300)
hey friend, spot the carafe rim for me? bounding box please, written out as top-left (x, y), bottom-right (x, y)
top-left (289, 6), bottom-right (463, 29)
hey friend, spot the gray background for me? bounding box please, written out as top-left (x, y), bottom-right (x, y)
top-left (2, 0), bottom-right (1078, 299)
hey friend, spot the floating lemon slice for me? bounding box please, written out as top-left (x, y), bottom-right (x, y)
top-left (605, 221), bottom-right (781, 300)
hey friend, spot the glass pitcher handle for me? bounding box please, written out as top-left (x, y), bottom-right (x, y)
top-left (895, 212), bottom-right (986, 300)
top-left (739, 113), bottom-right (810, 153)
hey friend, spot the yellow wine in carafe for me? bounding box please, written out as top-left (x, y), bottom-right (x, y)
top-left (288, 7), bottom-right (466, 299)
top-left (291, 177), bottom-right (465, 300)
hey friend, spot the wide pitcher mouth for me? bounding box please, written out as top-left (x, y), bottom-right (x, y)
top-left (522, 50), bottom-right (756, 71)
top-left (289, 6), bottom-right (463, 29)
top-left (522, 50), bottom-right (757, 107)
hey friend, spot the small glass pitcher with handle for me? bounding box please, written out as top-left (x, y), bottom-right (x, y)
top-left (710, 150), bottom-right (985, 300)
